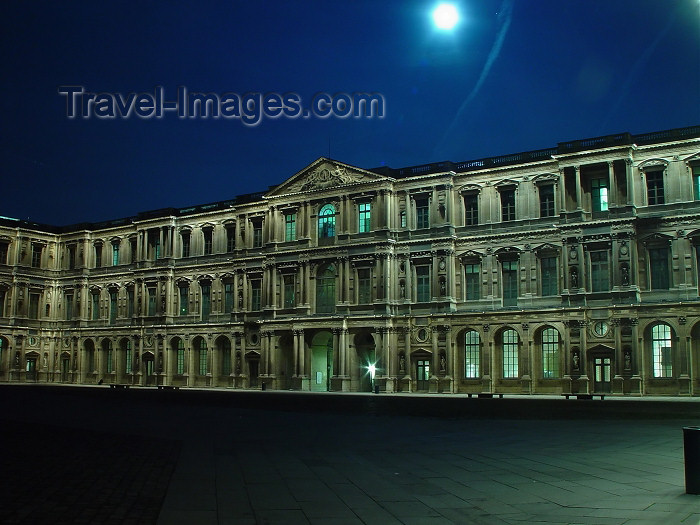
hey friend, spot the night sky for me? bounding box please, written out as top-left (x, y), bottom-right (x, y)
top-left (2, 1), bottom-right (698, 226)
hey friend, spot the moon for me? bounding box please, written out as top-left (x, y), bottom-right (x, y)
top-left (433, 3), bottom-right (459, 30)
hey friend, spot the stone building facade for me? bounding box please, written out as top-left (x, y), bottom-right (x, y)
top-left (1, 126), bottom-right (700, 396)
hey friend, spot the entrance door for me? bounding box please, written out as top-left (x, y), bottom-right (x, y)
top-left (248, 359), bottom-right (259, 387)
top-left (416, 359), bottom-right (430, 391)
top-left (594, 357), bottom-right (611, 393)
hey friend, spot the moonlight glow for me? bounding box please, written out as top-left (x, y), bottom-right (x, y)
top-left (433, 3), bottom-right (459, 30)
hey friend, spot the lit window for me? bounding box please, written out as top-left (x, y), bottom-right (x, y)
top-left (465, 263), bottom-right (480, 300)
top-left (500, 189), bottom-right (515, 221)
top-left (318, 204), bottom-right (336, 238)
top-left (502, 329), bottom-right (519, 378)
top-left (358, 202), bottom-right (371, 233)
top-left (112, 241), bottom-right (120, 266)
top-left (651, 323), bottom-right (672, 378)
top-left (590, 250), bottom-right (609, 292)
top-left (541, 327), bottom-right (559, 378)
top-left (591, 178), bottom-right (609, 212)
top-left (464, 330), bottom-right (480, 378)
top-left (539, 185), bottom-right (555, 217)
top-left (540, 257), bottom-right (558, 296)
top-left (400, 210), bottom-right (407, 228)
top-left (649, 247), bottom-right (669, 290)
top-left (285, 214), bottom-right (296, 241)
top-left (646, 171), bottom-right (664, 205)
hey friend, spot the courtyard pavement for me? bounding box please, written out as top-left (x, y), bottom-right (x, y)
top-left (1, 385), bottom-right (699, 525)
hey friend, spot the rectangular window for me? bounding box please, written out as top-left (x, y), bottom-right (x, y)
top-left (591, 178), bottom-right (609, 212)
top-left (285, 214), bottom-right (297, 241)
top-left (129, 238), bottom-right (137, 263)
top-left (590, 250), bottom-right (609, 292)
top-left (693, 166), bottom-right (700, 201)
top-left (224, 283), bottom-right (234, 313)
top-left (147, 288), bottom-right (156, 316)
top-left (201, 285), bottom-right (211, 320)
top-left (68, 245), bottom-right (76, 269)
top-left (177, 345), bottom-right (185, 375)
top-left (400, 210), bottom-right (407, 228)
top-left (203, 229), bottom-right (213, 255)
top-left (31, 243), bottom-right (42, 268)
top-left (540, 257), bottom-right (558, 296)
top-left (416, 265), bottom-right (431, 302)
top-left (92, 293), bottom-right (100, 320)
top-left (65, 294), bottom-right (73, 320)
top-left (94, 244), bottom-right (102, 268)
top-left (357, 268), bottom-right (371, 304)
top-left (29, 293), bottom-right (39, 319)
top-left (358, 202), bottom-right (371, 233)
top-left (649, 247), bottom-right (670, 290)
top-left (109, 291), bottom-right (117, 324)
top-left (416, 201), bottom-right (429, 229)
top-left (541, 328), bottom-right (560, 379)
top-left (500, 189), bottom-right (516, 221)
top-left (539, 185), bottom-right (555, 217)
top-left (127, 289), bottom-right (134, 317)
top-left (502, 330), bottom-right (519, 379)
top-left (464, 331), bottom-right (480, 379)
top-left (112, 243), bottom-right (119, 266)
top-left (226, 227), bottom-right (235, 252)
top-left (149, 234), bottom-right (161, 260)
top-left (464, 194), bottom-right (478, 226)
top-left (253, 224), bottom-right (263, 248)
top-left (251, 280), bottom-right (262, 311)
top-left (181, 232), bottom-right (190, 258)
top-left (646, 171), bottom-right (665, 205)
top-left (179, 286), bottom-right (189, 315)
top-left (465, 263), bottom-right (480, 300)
top-left (652, 324), bottom-right (672, 378)
top-left (0, 242), bottom-right (8, 264)
top-left (502, 260), bottom-right (518, 306)
top-left (283, 275), bottom-right (295, 308)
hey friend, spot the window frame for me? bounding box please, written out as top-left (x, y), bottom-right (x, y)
top-left (541, 327), bottom-right (559, 379)
top-left (648, 246), bottom-right (670, 290)
top-left (591, 177), bottom-right (609, 212)
top-left (500, 189), bottom-right (516, 222)
top-left (415, 200), bottom-right (430, 229)
top-left (464, 262), bottom-right (480, 300)
top-left (589, 249), bottom-right (610, 292)
top-left (651, 323), bottom-right (673, 378)
top-left (285, 213), bottom-right (297, 242)
top-left (416, 265), bottom-right (431, 303)
top-left (539, 184), bottom-right (555, 218)
top-left (318, 204), bottom-right (336, 239)
top-left (358, 202), bottom-right (371, 233)
top-left (502, 329), bottom-right (519, 379)
top-left (464, 193), bottom-right (479, 226)
top-left (501, 259), bottom-right (518, 306)
top-left (540, 256), bottom-right (558, 297)
top-left (646, 170), bottom-right (665, 205)
top-left (464, 330), bottom-right (480, 379)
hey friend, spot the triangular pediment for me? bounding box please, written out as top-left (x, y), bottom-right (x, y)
top-left (266, 158), bottom-right (392, 197)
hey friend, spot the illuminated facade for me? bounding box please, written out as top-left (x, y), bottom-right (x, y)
top-left (1, 126), bottom-right (700, 396)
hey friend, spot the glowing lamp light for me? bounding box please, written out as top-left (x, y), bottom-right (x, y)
top-left (433, 3), bottom-right (459, 30)
top-left (367, 363), bottom-right (376, 379)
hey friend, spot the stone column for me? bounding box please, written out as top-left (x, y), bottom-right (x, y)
top-left (608, 162), bottom-right (617, 207)
top-left (574, 166), bottom-right (582, 210)
top-left (211, 335), bottom-right (218, 387)
top-left (187, 339), bottom-right (195, 387)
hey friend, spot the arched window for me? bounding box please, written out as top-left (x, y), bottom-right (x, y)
top-left (651, 323), bottom-right (672, 378)
top-left (502, 329), bottom-right (518, 378)
top-left (198, 338), bottom-right (208, 375)
top-left (176, 339), bottom-right (185, 375)
top-left (316, 264), bottom-right (336, 313)
top-left (124, 340), bottom-right (132, 374)
top-left (318, 204), bottom-right (336, 238)
top-left (464, 330), bottom-right (480, 378)
top-left (541, 327), bottom-right (560, 378)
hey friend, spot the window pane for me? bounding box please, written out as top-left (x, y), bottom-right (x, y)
top-left (224, 283), bottom-right (234, 312)
top-left (540, 257), bottom-right (558, 296)
top-left (651, 323), bottom-right (672, 378)
top-left (501, 190), bottom-right (515, 221)
top-left (201, 285), bottom-right (211, 319)
top-left (649, 248), bottom-right (669, 290)
top-left (319, 204), bottom-right (336, 238)
top-left (285, 214), bottom-right (296, 241)
top-left (416, 265), bottom-right (430, 302)
top-left (316, 265), bottom-right (336, 313)
top-left (416, 201), bottom-right (429, 229)
top-left (693, 166), bottom-right (700, 201)
top-left (465, 263), bottom-right (480, 300)
top-left (358, 202), bottom-right (371, 233)
top-left (180, 286), bottom-right (189, 315)
top-left (591, 178), bottom-right (609, 211)
top-left (199, 340), bottom-right (208, 375)
top-left (502, 329), bottom-right (518, 378)
top-left (590, 251), bottom-right (609, 292)
top-left (284, 275), bottom-right (295, 308)
top-left (251, 280), bottom-right (262, 311)
top-left (541, 328), bottom-right (559, 378)
top-left (502, 260), bottom-right (518, 306)
top-left (465, 330), bottom-right (480, 378)
top-left (112, 243), bottom-right (119, 266)
top-left (464, 195), bottom-right (478, 225)
top-left (539, 185), bottom-right (555, 217)
top-left (646, 171), bottom-right (664, 205)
